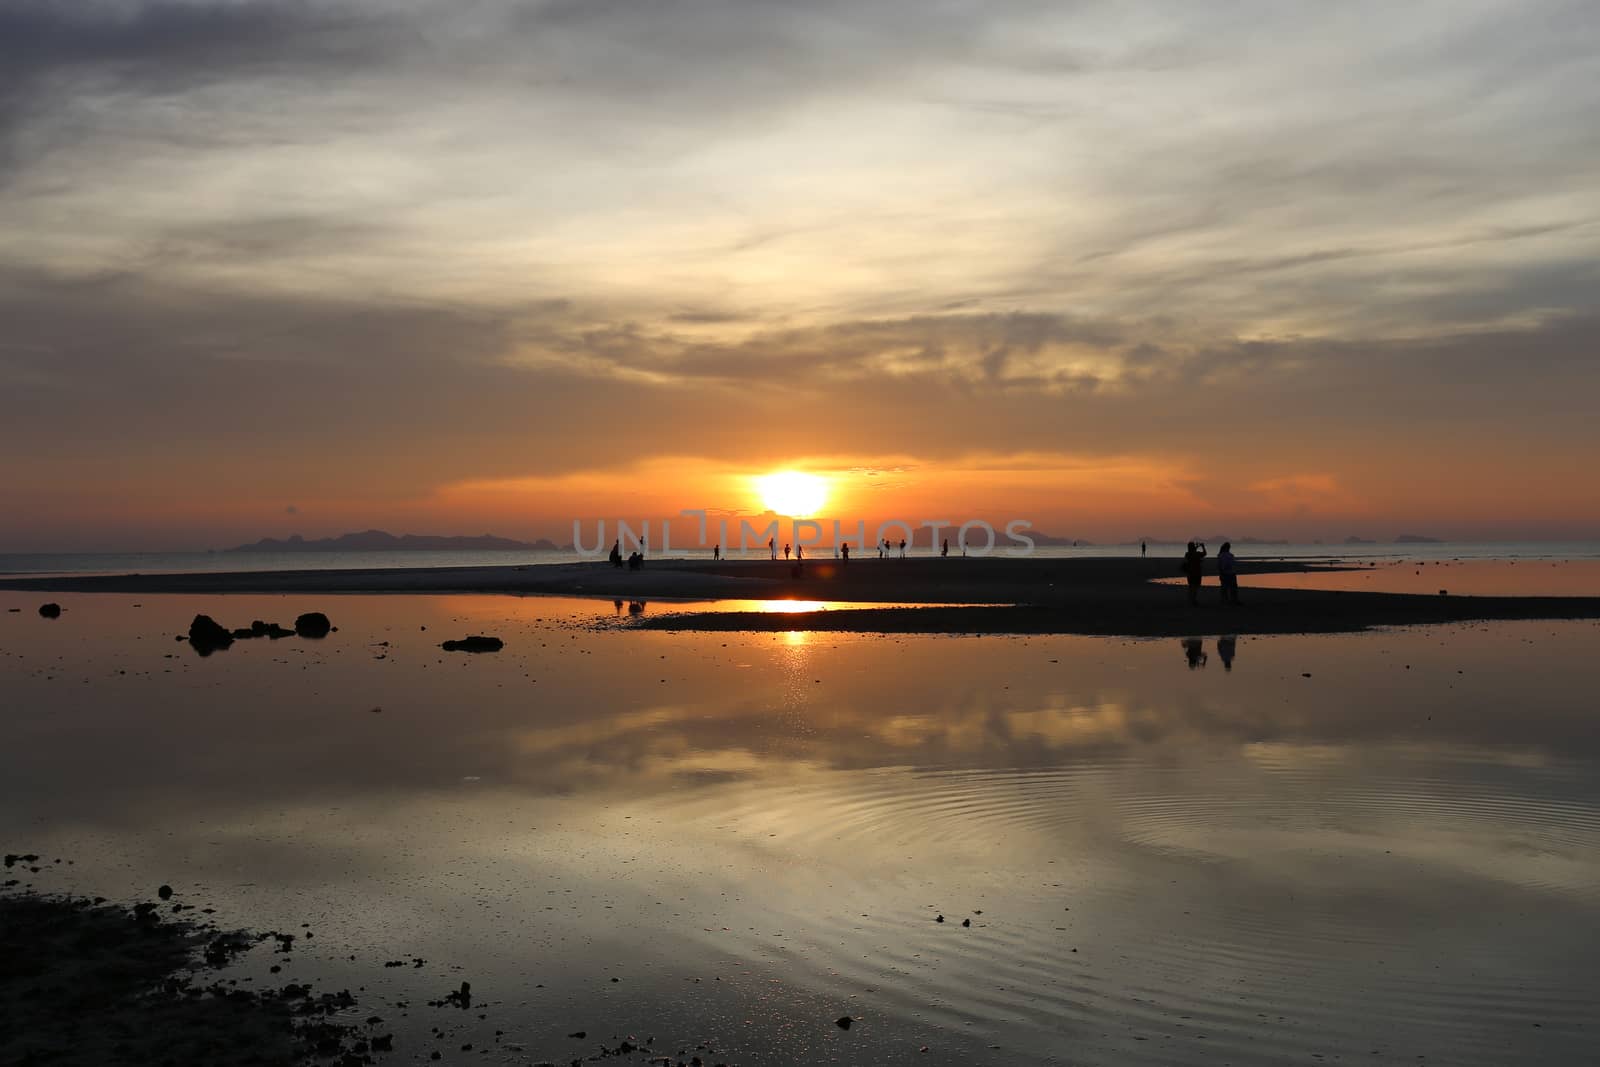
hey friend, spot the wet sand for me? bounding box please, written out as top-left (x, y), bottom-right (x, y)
top-left (7, 556), bottom-right (1600, 636)
top-left (0, 878), bottom-right (385, 1066)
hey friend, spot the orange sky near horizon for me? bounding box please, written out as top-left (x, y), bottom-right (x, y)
top-left (5, 446), bottom-right (1593, 552)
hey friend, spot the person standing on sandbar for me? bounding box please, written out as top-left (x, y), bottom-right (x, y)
top-left (1217, 541), bottom-right (1240, 605)
top-left (1182, 541), bottom-right (1207, 606)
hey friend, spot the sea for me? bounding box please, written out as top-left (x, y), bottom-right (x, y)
top-left (3, 540), bottom-right (1598, 577)
top-left (4, 589), bottom-right (1599, 1065)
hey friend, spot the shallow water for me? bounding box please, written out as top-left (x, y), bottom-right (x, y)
top-left (1227, 557), bottom-right (1600, 597)
top-left (3, 591), bottom-right (1599, 1064)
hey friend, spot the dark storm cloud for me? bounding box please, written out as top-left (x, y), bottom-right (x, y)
top-left (0, 1), bottom-right (396, 171)
top-left (0, 1), bottom-right (376, 77)
top-left (0, 0), bottom-right (1054, 157)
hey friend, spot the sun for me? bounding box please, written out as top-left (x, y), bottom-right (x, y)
top-left (755, 470), bottom-right (829, 517)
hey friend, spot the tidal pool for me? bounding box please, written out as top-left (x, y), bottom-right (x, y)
top-left (3, 592), bottom-right (1597, 1065)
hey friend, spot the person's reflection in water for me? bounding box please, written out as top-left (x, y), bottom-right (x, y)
top-left (1217, 634), bottom-right (1236, 671)
top-left (627, 600), bottom-right (647, 615)
top-left (1182, 637), bottom-right (1207, 669)
top-left (612, 599), bottom-right (625, 615)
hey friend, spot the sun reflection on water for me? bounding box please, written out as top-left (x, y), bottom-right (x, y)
top-left (755, 599), bottom-right (829, 613)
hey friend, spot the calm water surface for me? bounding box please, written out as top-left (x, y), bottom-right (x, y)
top-left (2, 592), bottom-right (1598, 1065)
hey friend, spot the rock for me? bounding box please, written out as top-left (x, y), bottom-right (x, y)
top-left (38, 603), bottom-right (62, 618)
top-left (569, 1031), bottom-right (586, 1039)
top-left (441, 636), bottom-right (504, 653)
top-left (935, 914), bottom-right (944, 923)
top-left (294, 612), bottom-right (332, 638)
top-left (836, 1016), bottom-right (853, 1030)
top-left (188, 614), bottom-right (234, 654)
top-left (158, 884), bottom-right (173, 900)
top-left (371, 1034), bottom-right (393, 1052)
top-left (230, 620), bottom-right (297, 640)
top-left (962, 918), bottom-right (971, 927)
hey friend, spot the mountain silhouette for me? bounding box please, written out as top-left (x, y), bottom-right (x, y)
top-left (226, 529), bottom-right (558, 552)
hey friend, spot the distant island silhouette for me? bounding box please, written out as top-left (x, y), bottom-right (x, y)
top-left (226, 530), bottom-right (561, 553)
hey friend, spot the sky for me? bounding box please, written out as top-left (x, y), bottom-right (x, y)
top-left (1, 0), bottom-right (1597, 551)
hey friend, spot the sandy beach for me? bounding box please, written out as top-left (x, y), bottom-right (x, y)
top-left (7, 556), bottom-right (1600, 636)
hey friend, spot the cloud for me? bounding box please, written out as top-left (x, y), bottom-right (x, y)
top-left (0, 1), bottom-right (395, 172)
top-left (3, 258), bottom-right (1597, 543)
top-left (0, 2), bottom-right (1598, 546)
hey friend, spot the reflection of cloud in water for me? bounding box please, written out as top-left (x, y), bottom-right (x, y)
top-left (3, 593), bottom-right (1599, 806)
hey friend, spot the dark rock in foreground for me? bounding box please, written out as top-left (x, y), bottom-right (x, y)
top-left (38, 602), bottom-right (61, 618)
top-left (232, 620), bottom-right (297, 640)
top-left (0, 881), bottom-right (393, 1066)
top-left (294, 611), bottom-right (332, 638)
top-left (441, 636), bottom-right (504, 653)
top-left (187, 614), bottom-right (234, 654)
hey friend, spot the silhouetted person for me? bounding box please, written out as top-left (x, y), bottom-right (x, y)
top-left (784, 543), bottom-right (791, 561)
top-left (898, 538), bottom-right (906, 558)
top-left (712, 544), bottom-right (720, 560)
top-left (1141, 540), bottom-right (1147, 558)
top-left (612, 598), bottom-right (624, 614)
top-left (1217, 634), bottom-right (1236, 671)
top-left (609, 539), bottom-right (623, 568)
top-left (769, 537), bottom-right (776, 560)
top-left (840, 542), bottom-right (850, 563)
top-left (640, 534), bottom-right (646, 558)
top-left (941, 538), bottom-right (949, 558)
top-left (795, 544), bottom-right (804, 560)
top-left (1182, 637), bottom-right (1207, 669)
top-left (1217, 541), bottom-right (1241, 605)
top-left (628, 550), bottom-right (643, 571)
top-left (1182, 541), bottom-right (1207, 606)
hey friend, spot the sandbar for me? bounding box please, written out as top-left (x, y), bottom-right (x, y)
top-left (6, 556), bottom-right (1600, 636)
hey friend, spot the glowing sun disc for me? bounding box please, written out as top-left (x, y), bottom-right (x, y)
top-left (756, 471), bottom-right (828, 517)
